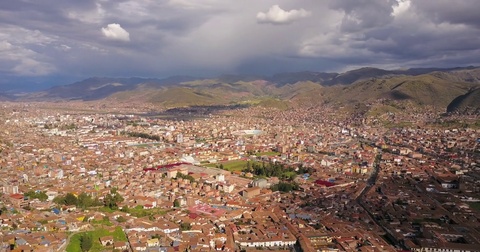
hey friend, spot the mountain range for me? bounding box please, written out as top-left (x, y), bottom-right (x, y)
top-left (7, 66), bottom-right (480, 114)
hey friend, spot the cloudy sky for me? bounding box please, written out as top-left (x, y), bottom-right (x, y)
top-left (1, 0), bottom-right (479, 89)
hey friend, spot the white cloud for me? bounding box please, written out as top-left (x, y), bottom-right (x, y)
top-left (68, 3), bottom-right (106, 24)
top-left (299, 33), bottom-right (367, 58)
top-left (392, 0), bottom-right (411, 17)
top-left (0, 40), bottom-right (13, 51)
top-left (257, 5), bottom-right (311, 24)
top-left (57, 44), bottom-right (72, 51)
top-left (0, 40), bottom-right (56, 76)
top-left (12, 58), bottom-right (56, 76)
top-left (101, 23), bottom-right (130, 42)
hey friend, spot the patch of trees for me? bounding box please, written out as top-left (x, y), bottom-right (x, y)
top-left (24, 190), bottom-right (48, 201)
top-left (176, 173), bottom-right (195, 183)
top-left (53, 189), bottom-right (124, 210)
top-left (104, 188), bottom-right (124, 210)
top-left (270, 181), bottom-right (299, 193)
top-left (242, 161), bottom-right (310, 180)
top-left (53, 192), bottom-right (103, 209)
top-left (121, 131), bottom-right (160, 141)
top-left (180, 222), bottom-right (191, 231)
top-left (116, 215), bottom-right (127, 223)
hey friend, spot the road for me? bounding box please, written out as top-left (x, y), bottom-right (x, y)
top-left (354, 141), bottom-right (406, 249)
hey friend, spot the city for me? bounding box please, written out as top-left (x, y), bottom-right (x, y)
top-left (1, 101), bottom-right (479, 251)
top-left (1, 1), bottom-right (480, 251)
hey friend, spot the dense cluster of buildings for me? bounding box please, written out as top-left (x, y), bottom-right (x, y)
top-left (0, 102), bottom-right (479, 251)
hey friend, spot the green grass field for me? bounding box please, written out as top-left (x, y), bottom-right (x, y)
top-left (205, 160), bottom-right (259, 172)
top-left (225, 160), bottom-right (250, 171)
top-left (126, 205), bottom-right (169, 217)
top-left (66, 226), bottom-right (127, 252)
top-left (98, 205), bottom-right (169, 217)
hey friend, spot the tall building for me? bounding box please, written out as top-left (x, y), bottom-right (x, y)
top-left (2, 185), bottom-right (19, 194)
top-left (176, 133), bottom-right (183, 143)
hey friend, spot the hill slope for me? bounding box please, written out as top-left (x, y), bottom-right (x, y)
top-left (324, 74), bottom-right (478, 108)
top-left (19, 66), bottom-right (480, 113)
top-left (447, 88), bottom-right (480, 113)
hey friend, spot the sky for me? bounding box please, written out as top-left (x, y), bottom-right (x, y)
top-left (1, 0), bottom-right (480, 90)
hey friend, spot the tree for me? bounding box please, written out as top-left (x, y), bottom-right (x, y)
top-left (0, 206), bottom-right (7, 215)
top-left (120, 205), bottom-right (130, 213)
top-left (80, 233), bottom-right (93, 252)
top-left (77, 192), bottom-right (93, 209)
top-left (65, 193), bottom-right (78, 206)
top-left (36, 191), bottom-right (48, 201)
top-left (116, 216), bottom-right (127, 223)
top-left (180, 222), bottom-right (191, 231)
top-left (54, 192), bottom-right (102, 208)
top-left (24, 190), bottom-right (48, 202)
top-left (104, 188), bottom-right (124, 210)
top-left (53, 195), bottom-right (65, 205)
top-left (173, 199), bottom-right (180, 208)
top-left (176, 173), bottom-right (195, 183)
top-left (270, 182), bottom-right (299, 193)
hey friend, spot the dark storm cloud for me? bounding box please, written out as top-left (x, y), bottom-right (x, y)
top-left (299, 0), bottom-right (480, 70)
top-left (0, 0), bottom-right (95, 30)
top-left (411, 0), bottom-right (480, 28)
top-left (0, 0), bottom-right (236, 78)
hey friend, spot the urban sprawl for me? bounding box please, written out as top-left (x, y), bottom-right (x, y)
top-left (0, 102), bottom-right (479, 252)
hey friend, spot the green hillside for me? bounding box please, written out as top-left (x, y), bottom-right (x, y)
top-left (34, 66), bottom-right (480, 114)
top-left (326, 74), bottom-right (477, 109)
